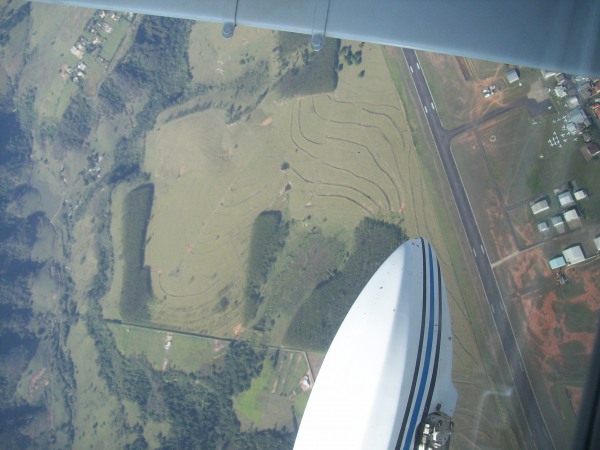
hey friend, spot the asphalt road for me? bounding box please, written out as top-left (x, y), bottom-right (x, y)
top-left (401, 48), bottom-right (554, 449)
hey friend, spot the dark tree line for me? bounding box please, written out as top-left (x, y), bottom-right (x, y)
top-left (244, 211), bottom-right (289, 323)
top-left (285, 217), bottom-right (408, 350)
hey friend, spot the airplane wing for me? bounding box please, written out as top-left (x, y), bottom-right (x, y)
top-left (31, 0), bottom-right (600, 76)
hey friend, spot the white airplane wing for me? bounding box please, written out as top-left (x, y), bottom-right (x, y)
top-left (31, 0), bottom-right (600, 76)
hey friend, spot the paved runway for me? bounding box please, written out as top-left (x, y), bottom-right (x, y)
top-left (401, 48), bottom-right (554, 449)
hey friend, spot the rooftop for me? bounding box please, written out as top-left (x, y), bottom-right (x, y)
top-left (549, 255), bottom-right (566, 270)
top-left (563, 245), bottom-right (585, 265)
top-left (531, 199), bottom-right (550, 215)
top-left (557, 191), bottom-right (574, 207)
top-left (564, 208), bottom-right (579, 222)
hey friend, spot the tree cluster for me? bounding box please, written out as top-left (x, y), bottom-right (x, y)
top-left (285, 217), bottom-right (408, 350)
top-left (244, 211), bottom-right (289, 323)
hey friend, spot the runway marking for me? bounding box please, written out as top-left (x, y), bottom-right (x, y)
top-left (480, 244), bottom-right (485, 254)
top-left (472, 247), bottom-right (477, 256)
top-left (431, 102), bottom-right (435, 110)
top-left (423, 105), bottom-right (428, 114)
top-left (416, 62), bottom-right (421, 70)
top-left (490, 303), bottom-right (495, 314)
top-left (410, 65), bottom-right (414, 73)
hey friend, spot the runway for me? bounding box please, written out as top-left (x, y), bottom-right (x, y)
top-left (401, 47), bottom-right (554, 449)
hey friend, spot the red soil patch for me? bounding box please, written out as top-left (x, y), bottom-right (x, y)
top-left (512, 262), bottom-right (600, 374)
top-left (486, 205), bottom-right (519, 260)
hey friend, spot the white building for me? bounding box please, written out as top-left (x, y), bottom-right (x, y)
top-left (557, 191), bottom-right (575, 207)
top-left (531, 199), bottom-right (550, 215)
top-left (507, 69), bottom-right (520, 84)
top-left (555, 85), bottom-right (567, 98)
top-left (574, 189), bottom-right (587, 201)
top-left (564, 208), bottom-right (579, 222)
top-left (563, 245), bottom-right (585, 265)
top-left (537, 221), bottom-right (549, 232)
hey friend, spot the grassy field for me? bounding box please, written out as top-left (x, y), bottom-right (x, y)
top-left (383, 47), bottom-right (534, 448)
top-left (142, 40), bottom-right (427, 338)
top-left (108, 323), bottom-right (220, 372)
top-left (67, 320), bottom-right (154, 449)
top-left (477, 107), bottom-right (600, 211)
top-left (451, 131), bottom-right (518, 262)
top-left (233, 349), bottom-right (308, 431)
top-left (24, 3), bottom-right (95, 120)
top-left (416, 52), bottom-right (506, 129)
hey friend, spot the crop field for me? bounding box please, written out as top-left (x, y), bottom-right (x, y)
top-left (451, 131), bottom-right (518, 262)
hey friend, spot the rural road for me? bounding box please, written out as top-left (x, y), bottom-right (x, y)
top-left (401, 48), bottom-right (554, 449)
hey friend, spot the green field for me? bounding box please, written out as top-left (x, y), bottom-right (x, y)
top-left (142, 41), bottom-right (422, 338)
top-left (233, 349), bottom-right (309, 431)
top-left (108, 323), bottom-right (220, 372)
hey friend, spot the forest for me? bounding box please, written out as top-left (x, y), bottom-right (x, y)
top-left (277, 33), bottom-right (340, 97)
top-left (119, 183), bottom-right (154, 321)
top-left (284, 217), bottom-right (408, 350)
top-left (0, 78), bottom-right (50, 447)
top-left (107, 15), bottom-right (193, 183)
top-left (244, 210), bottom-right (290, 324)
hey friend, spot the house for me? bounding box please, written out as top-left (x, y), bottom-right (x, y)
top-left (541, 69), bottom-right (558, 79)
top-left (574, 189), bottom-right (587, 201)
top-left (563, 208), bottom-right (579, 222)
top-left (554, 85), bottom-right (567, 98)
top-left (580, 142), bottom-right (600, 161)
top-left (548, 255), bottom-right (566, 270)
top-left (568, 108), bottom-right (589, 125)
top-left (591, 103), bottom-right (600, 121)
top-left (531, 198), bottom-right (550, 215)
top-left (567, 122), bottom-right (578, 135)
top-left (563, 245), bottom-right (585, 265)
top-left (537, 221), bottom-right (549, 232)
top-left (551, 215), bottom-right (564, 227)
top-left (557, 191), bottom-right (575, 207)
top-left (566, 96), bottom-right (580, 109)
top-left (507, 69), bottom-right (520, 84)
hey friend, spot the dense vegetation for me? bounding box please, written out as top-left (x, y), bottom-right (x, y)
top-left (244, 211), bottom-right (289, 324)
top-left (284, 218), bottom-right (408, 350)
top-left (277, 34), bottom-right (340, 97)
top-left (0, 1), bottom-right (30, 46)
top-left (109, 16), bottom-right (193, 183)
top-left (87, 297), bottom-right (293, 448)
top-left (57, 94), bottom-right (97, 150)
top-left (119, 183), bottom-right (154, 321)
top-left (98, 78), bottom-right (126, 115)
top-left (0, 83), bottom-right (58, 446)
